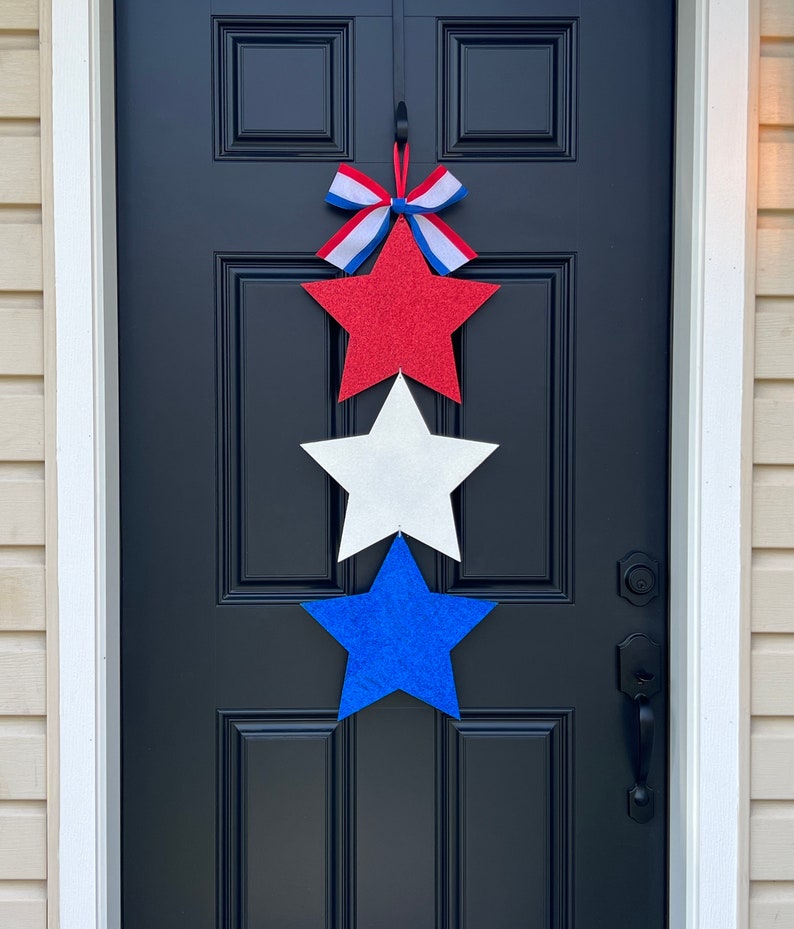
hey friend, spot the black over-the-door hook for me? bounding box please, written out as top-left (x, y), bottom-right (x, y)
top-left (395, 101), bottom-right (408, 144)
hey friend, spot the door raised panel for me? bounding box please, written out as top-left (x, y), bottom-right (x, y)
top-left (442, 712), bottom-right (572, 929)
top-left (214, 19), bottom-right (352, 160)
top-left (218, 711), bottom-right (355, 928)
top-left (437, 256), bottom-right (573, 601)
top-left (217, 256), bottom-right (351, 601)
top-left (219, 710), bottom-right (572, 929)
top-left (219, 253), bottom-right (574, 603)
top-left (439, 19), bottom-right (578, 161)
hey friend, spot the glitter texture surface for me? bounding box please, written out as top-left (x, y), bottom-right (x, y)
top-left (301, 534), bottom-right (497, 719)
top-left (302, 216), bottom-right (500, 402)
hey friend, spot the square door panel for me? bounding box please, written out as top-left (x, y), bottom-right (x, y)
top-left (214, 18), bottom-right (351, 160)
top-left (439, 20), bottom-right (577, 161)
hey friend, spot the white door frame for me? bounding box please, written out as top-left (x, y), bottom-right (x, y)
top-left (48, 0), bottom-right (755, 925)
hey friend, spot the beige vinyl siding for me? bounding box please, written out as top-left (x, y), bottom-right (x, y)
top-left (752, 1), bottom-right (794, 924)
top-left (0, 2), bottom-right (47, 925)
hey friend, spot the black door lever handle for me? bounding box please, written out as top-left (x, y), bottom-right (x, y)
top-left (617, 633), bottom-right (661, 823)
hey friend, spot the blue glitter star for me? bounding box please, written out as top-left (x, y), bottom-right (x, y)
top-left (301, 535), bottom-right (497, 719)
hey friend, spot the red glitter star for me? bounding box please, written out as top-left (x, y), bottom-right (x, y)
top-left (302, 216), bottom-right (499, 402)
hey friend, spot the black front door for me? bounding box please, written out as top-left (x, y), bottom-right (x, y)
top-left (117, 1), bottom-right (674, 926)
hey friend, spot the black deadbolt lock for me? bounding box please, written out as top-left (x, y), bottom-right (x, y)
top-left (618, 551), bottom-right (661, 606)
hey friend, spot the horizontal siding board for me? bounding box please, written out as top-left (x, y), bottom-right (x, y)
top-left (0, 898), bottom-right (45, 929)
top-left (761, 56), bottom-right (794, 126)
top-left (753, 649), bottom-right (794, 715)
top-left (752, 802), bottom-right (794, 880)
top-left (751, 882), bottom-right (794, 929)
top-left (0, 226), bottom-right (41, 291)
top-left (753, 721), bottom-right (794, 798)
top-left (759, 141), bottom-right (794, 210)
top-left (0, 804), bottom-right (45, 879)
top-left (758, 229), bottom-right (794, 296)
top-left (0, 138), bottom-right (40, 205)
top-left (755, 398), bottom-right (794, 462)
top-left (0, 480), bottom-right (43, 546)
top-left (0, 396), bottom-right (43, 460)
top-left (0, 722), bottom-right (44, 799)
top-left (756, 304), bottom-right (794, 378)
top-left (762, 0), bottom-right (794, 36)
top-left (753, 483), bottom-right (794, 547)
top-left (0, 50), bottom-right (39, 118)
top-left (753, 566), bottom-right (794, 632)
top-left (0, 902), bottom-right (45, 929)
top-left (0, 308), bottom-right (42, 375)
top-left (0, 638), bottom-right (44, 715)
top-left (0, 0), bottom-right (38, 30)
top-left (0, 566), bottom-right (44, 630)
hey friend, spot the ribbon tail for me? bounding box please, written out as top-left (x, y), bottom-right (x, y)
top-left (407, 213), bottom-right (477, 275)
top-left (317, 205), bottom-right (391, 273)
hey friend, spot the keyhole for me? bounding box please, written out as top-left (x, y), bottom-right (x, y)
top-left (625, 565), bottom-right (655, 595)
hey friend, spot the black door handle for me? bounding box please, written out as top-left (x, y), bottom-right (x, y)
top-left (617, 634), bottom-right (661, 823)
top-left (631, 693), bottom-right (654, 812)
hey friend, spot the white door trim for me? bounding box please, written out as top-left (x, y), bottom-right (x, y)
top-left (667, 1), bottom-right (756, 927)
top-left (48, 0), bottom-right (755, 925)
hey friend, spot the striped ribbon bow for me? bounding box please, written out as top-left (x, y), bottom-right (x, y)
top-left (317, 143), bottom-right (476, 275)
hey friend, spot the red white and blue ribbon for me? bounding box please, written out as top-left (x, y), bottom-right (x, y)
top-left (317, 143), bottom-right (476, 275)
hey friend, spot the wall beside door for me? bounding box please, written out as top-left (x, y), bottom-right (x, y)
top-left (0, 0), bottom-right (49, 926)
top-left (750, 0), bottom-right (794, 925)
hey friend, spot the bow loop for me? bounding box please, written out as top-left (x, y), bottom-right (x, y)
top-left (317, 144), bottom-right (476, 275)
